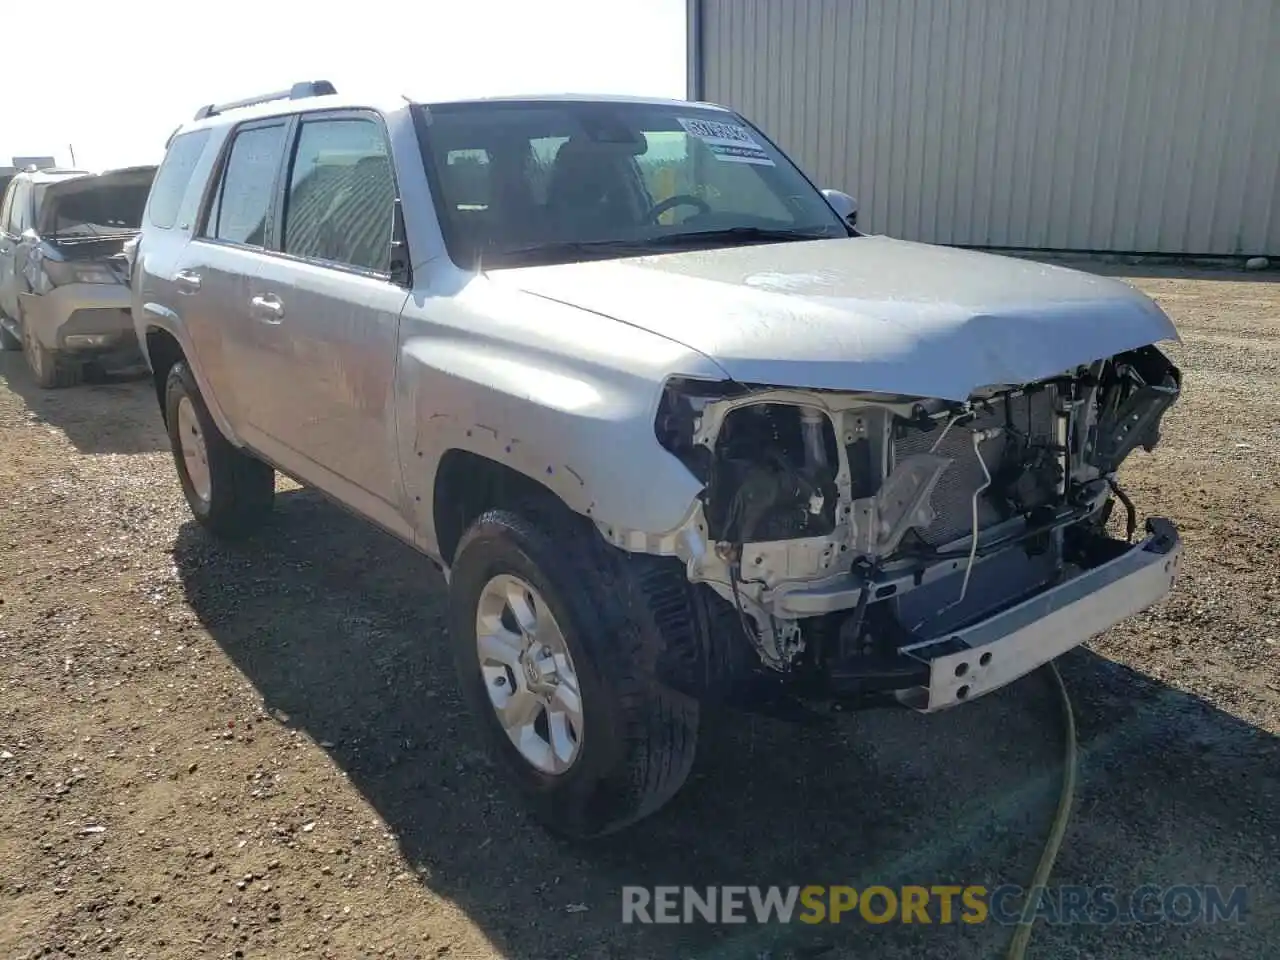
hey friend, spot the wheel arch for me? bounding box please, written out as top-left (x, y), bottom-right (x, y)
top-left (145, 326), bottom-right (184, 420)
top-left (141, 318), bottom-right (241, 446)
top-left (431, 449), bottom-right (582, 565)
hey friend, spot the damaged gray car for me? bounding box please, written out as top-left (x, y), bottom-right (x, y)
top-left (0, 165), bottom-right (155, 386)
top-left (133, 87), bottom-right (1183, 838)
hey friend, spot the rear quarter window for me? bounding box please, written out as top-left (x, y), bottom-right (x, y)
top-left (147, 130), bottom-right (211, 230)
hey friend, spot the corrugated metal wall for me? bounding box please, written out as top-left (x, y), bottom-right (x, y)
top-left (693, 0), bottom-right (1280, 256)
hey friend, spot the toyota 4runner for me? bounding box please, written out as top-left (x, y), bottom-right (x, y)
top-left (132, 82), bottom-right (1183, 838)
top-left (1, 165), bottom-right (156, 386)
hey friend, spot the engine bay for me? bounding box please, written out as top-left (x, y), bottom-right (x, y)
top-left (652, 345), bottom-right (1182, 680)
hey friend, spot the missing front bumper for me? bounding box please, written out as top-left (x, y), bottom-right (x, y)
top-left (895, 517), bottom-right (1182, 712)
top-left (19, 286), bottom-right (133, 351)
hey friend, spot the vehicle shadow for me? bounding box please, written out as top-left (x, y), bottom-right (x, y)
top-left (173, 489), bottom-right (1280, 959)
top-left (0, 351), bottom-right (165, 455)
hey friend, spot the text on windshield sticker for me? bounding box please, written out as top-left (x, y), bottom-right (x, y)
top-left (677, 118), bottom-right (776, 166)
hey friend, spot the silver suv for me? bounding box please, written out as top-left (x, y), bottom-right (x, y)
top-left (133, 81), bottom-right (1184, 837)
top-left (1, 165), bottom-right (155, 386)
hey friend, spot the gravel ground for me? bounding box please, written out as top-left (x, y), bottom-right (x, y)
top-left (1, 264), bottom-right (1278, 959)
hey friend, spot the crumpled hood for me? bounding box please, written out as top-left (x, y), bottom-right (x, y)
top-left (490, 235), bottom-right (1179, 400)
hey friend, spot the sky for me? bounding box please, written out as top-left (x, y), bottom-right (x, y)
top-left (0, 0), bottom-right (687, 171)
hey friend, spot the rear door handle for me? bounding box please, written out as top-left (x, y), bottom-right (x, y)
top-left (250, 294), bottom-right (284, 323)
top-left (174, 269), bottom-right (202, 293)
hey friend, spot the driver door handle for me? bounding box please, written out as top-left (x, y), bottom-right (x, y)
top-left (250, 294), bottom-right (284, 323)
top-left (174, 269), bottom-right (202, 293)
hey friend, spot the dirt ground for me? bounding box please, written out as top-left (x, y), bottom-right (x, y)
top-left (1, 263), bottom-right (1278, 960)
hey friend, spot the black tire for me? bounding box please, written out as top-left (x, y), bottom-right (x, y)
top-left (22, 319), bottom-right (81, 388)
top-left (164, 360), bottom-right (274, 538)
top-left (448, 509), bottom-right (700, 839)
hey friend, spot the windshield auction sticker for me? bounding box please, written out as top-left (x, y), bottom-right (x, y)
top-left (678, 117), bottom-right (776, 165)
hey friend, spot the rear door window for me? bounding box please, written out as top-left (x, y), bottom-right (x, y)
top-left (203, 122), bottom-right (289, 247)
top-left (148, 130), bottom-right (211, 229)
top-left (281, 116), bottom-right (395, 273)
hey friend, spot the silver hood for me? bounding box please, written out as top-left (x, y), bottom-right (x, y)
top-left (492, 236), bottom-right (1179, 401)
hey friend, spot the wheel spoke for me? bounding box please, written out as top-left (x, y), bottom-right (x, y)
top-left (549, 676), bottom-right (583, 723)
top-left (515, 725), bottom-right (554, 772)
top-left (497, 687), bottom-right (542, 732)
top-left (477, 629), bottom-right (523, 671)
top-left (546, 704), bottom-right (580, 771)
top-left (535, 603), bottom-right (566, 650)
top-left (504, 583), bottom-right (538, 634)
top-left (474, 572), bottom-right (584, 776)
top-left (551, 651), bottom-right (575, 679)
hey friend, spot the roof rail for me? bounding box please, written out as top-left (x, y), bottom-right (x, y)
top-left (193, 80), bottom-right (337, 121)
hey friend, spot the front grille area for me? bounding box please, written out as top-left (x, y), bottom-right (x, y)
top-left (893, 391), bottom-right (1057, 547)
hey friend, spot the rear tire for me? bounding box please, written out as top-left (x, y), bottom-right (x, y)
top-left (448, 509), bottom-right (700, 839)
top-left (164, 360), bottom-right (274, 538)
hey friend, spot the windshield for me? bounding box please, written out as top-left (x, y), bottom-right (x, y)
top-left (39, 181), bottom-right (150, 240)
top-left (415, 100), bottom-right (848, 268)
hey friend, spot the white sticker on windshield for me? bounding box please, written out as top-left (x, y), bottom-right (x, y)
top-left (677, 117), bottom-right (776, 165)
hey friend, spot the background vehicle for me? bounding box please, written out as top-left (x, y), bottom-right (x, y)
top-left (132, 82), bottom-right (1182, 838)
top-left (0, 165), bottom-right (156, 386)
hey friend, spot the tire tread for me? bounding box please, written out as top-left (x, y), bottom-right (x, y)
top-left (451, 508), bottom-right (699, 837)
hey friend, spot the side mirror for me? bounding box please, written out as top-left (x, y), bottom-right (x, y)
top-left (822, 189), bottom-right (858, 228)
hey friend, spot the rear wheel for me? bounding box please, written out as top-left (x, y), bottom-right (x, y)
top-left (448, 509), bottom-right (700, 838)
top-left (164, 361), bottom-right (274, 538)
top-left (22, 314), bottom-right (81, 388)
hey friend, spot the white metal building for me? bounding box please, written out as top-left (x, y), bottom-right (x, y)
top-left (687, 0), bottom-right (1279, 256)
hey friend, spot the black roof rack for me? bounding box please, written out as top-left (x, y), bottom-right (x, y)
top-left (193, 80), bottom-right (337, 121)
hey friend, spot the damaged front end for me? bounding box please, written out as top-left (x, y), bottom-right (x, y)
top-left (16, 167), bottom-right (155, 357)
top-left (641, 345), bottom-right (1183, 712)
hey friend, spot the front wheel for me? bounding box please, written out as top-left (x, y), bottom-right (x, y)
top-left (22, 319), bottom-right (81, 388)
top-left (448, 510), bottom-right (700, 838)
top-left (164, 361), bottom-right (274, 538)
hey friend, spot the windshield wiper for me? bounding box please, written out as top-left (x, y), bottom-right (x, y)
top-left (488, 227), bottom-right (837, 266)
top-left (490, 238), bottom-right (656, 264)
top-left (644, 226), bottom-right (837, 247)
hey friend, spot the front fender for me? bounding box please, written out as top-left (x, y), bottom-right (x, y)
top-left (395, 332), bottom-right (708, 557)
top-left (136, 300), bottom-right (243, 448)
